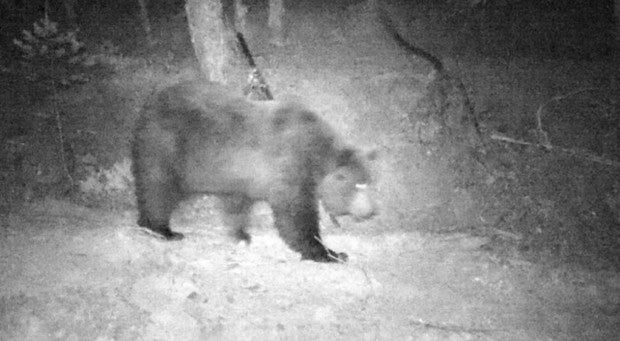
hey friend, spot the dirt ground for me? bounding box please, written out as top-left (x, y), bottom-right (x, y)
top-left (1, 198), bottom-right (618, 340)
top-left (1, 0), bottom-right (619, 340)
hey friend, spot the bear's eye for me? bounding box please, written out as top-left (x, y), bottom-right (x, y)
top-left (355, 183), bottom-right (368, 190)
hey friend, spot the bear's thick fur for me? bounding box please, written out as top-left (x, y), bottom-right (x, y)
top-left (132, 80), bottom-right (376, 262)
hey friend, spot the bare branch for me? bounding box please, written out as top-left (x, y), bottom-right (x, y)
top-left (490, 133), bottom-right (620, 168)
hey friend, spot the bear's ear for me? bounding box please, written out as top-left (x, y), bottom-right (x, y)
top-left (336, 148), bottom-right (356, 166)
top-left (364, 148), bottom-right (379, 161)
top-left (336, 147), bottom-right (378, 166)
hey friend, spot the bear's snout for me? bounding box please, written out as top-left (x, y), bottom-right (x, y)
top-left (349, 185), bottom-right (377, 220)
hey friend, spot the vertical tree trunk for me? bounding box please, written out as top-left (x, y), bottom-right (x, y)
top-left (615, 0), bottom-right (620, 48)
top-left (614, 0), bottom-right (619, 125)
top-left (137, 0), bottom-right (154, 46)
top-left (268, 0), bottom-right (285, 46)
top-left (186, 0), bottom-right (241, 84)
top-left (62, 0), bottom-right (76, 25)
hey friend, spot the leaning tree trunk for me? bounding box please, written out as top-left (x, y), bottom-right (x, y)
top-left (233, 0), bottom-right (248, 32)
top-left (185, 0), bottom-right (243, 85)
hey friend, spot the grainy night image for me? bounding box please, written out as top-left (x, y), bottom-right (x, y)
top-left (1, 0), bottom-right (619, 339)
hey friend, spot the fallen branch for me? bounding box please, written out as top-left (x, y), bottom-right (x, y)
top-left (487, 226), bottom-right (522, 241)
top-left (409, 318), bottom-right (505, 335)
top-left (490, 133), bottom-right (620, 168)
top-left (534, 88), bottom-right (597, 150)
top-left (491, 87), bottom-right (620, 168)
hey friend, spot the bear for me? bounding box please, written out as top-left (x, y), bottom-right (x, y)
top-left (131, 79), bottom-right (377, 262)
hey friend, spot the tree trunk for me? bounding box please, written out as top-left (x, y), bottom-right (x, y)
top-left (137, 0), bottom-right (154, 46)
top-left (268, 0), bottom-right (285, 46)
top-left (185, 0), bottom-right (241, 84)
top-left (234, 0), bottom-right (247, 32)
top-left (62, 0), bottom-right (77, 25)
top-left (615, 0), bottom-right (619, 49)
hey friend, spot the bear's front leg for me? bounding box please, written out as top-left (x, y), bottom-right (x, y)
top-left (133, 157), bottom-right (184, 241)
top-left (138, 216), bottom-right (184, 240)
top-left (271, 200), bottom-right (348, 263)
top-left (150, 222), bottom-right (185, 240)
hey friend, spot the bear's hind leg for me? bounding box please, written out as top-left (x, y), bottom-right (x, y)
top-left (271, 196), bottom-right (348, 263)
top-left (220, 194), bottom-right (253, 243)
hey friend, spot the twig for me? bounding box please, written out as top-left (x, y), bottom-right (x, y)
top-left (490, 133), bottom-right (620, 168)
top-left (487, 226), bottom-right (522, 241)
top-left (492, 87), bottom-right (619, 167)
top-left (410, 318), bottom-right (505, 334)
top-left (54, 108), bottom-right (75, 188)
top-left (489, 134), bottom-right (532, 146)
top-left (533, 87), bottom-right (597, 150)
top-left (312, 236), bottom-right (378, 305)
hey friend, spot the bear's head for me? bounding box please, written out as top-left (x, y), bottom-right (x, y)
top-left (318, 148), bottom-right (378, 221)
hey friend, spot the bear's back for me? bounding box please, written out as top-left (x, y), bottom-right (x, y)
top-left (160, 80), bottom-right (340, 155)
top-left (147, 80), bottom-right (342, 195)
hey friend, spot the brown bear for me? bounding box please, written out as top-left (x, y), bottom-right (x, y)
top-left (131, 79), bottom-right (377, 262)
